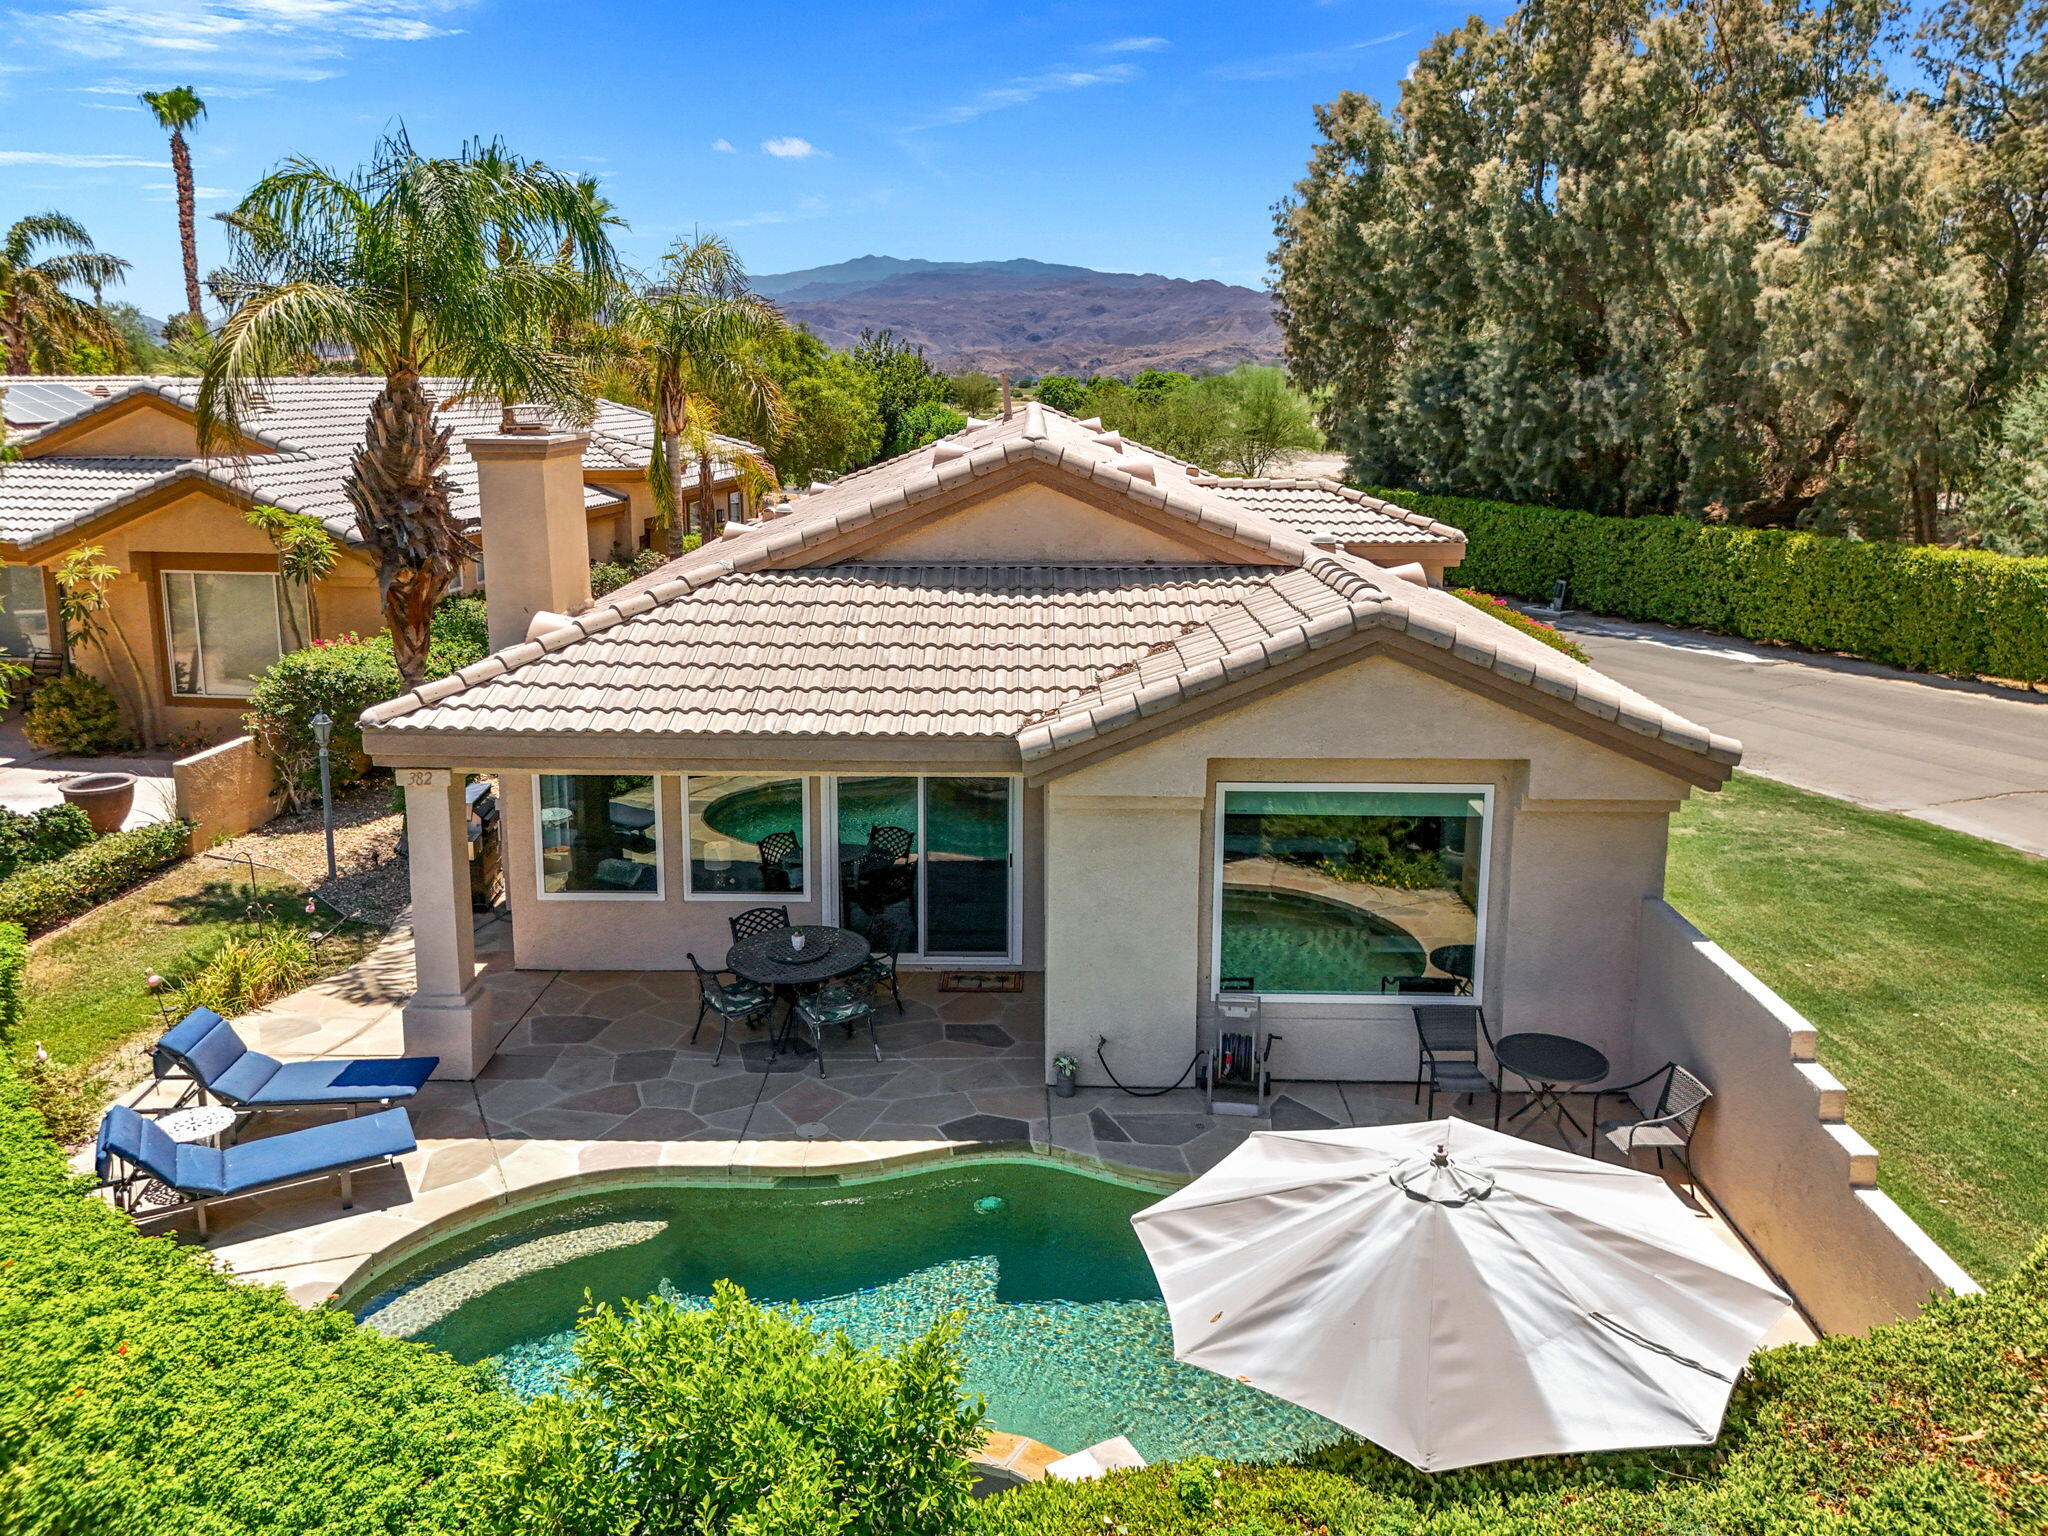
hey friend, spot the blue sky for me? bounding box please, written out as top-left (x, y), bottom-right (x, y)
top-left (0, 0), bottom-right (1501, 322)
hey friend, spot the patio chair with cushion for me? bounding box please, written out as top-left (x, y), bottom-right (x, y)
top-left (789, 974), bottom-right (881, 1077)
top-left (1410, 1003), bottom-right (1500, 1128)
top-left (859, 916), bottom-right (906, 1015)
top-left (688, 953), bottom-right (779, 1066)
top-left (94, 1102), bottom-right (416, 1237)
top-left (866, 823), bottom-right (915, 864)
top-left (153, 1008), bottom-right (438, 1117)
top-left (728, 906), bottom-right (791, 943)
top-left (1593, 1063), bottom-right (1712, 1175)
top-left (757, 831), bottom-right (802, 891)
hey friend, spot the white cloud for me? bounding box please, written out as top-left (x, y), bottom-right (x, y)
top-left (760, 135), bottom-right (818, 158)
top-left (11, 1), bottom-right (466, 81)
top-left (1096, 36), bottom-right (1168, 52)
top-left (83, 100), bottom-right (143, 109)
top-left (75, 79), bottom-right (275, 97)
top-left (718, 188), bottom-right (891, 229)
top-left (143, 180), bottom-right (232, 199)
top-left (1209, 28), bottom-right (1415, 81)
top-left (711, 137), bottom-right (735, 153)
top-left (0, 149), bottom-right (168, 166)
top-left (918, 63), bottom-right (1138, 128)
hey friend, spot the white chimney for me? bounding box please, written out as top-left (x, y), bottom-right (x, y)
top-left (465, 430), bottom-right (594, 653)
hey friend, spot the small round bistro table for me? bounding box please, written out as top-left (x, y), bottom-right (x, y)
top-left (137, 1104), bottom-right (239, 1209)
top-left (1428, 944), bottom-right (1475, 993)
top-left (725, 925), bottom-right (875, 1066)
top-left (1492, 1032), bottom-right (1609, 1151)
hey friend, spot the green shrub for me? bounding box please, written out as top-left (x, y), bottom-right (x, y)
top-left (14, 1049), bottom-right (107, 1145)
top-left (22, 671), bottom-right (135, 755)
top-left (1449, 587), bottom-right (1591, 663)
top-left (243, 601), bottom-right (489, 808)
top-left (164, 926), bottom-right (320, 1019)
top-left (0, 919), bottom-right (23, 1037)
top-left (467, 1280), bottom-right (984, 1536)
top-left (0, 818), bottom-right (192, 935)
top-left (0, 804), bottom-right (94, 882)
top-left (590, 546), bottom-right (674, 597)
top-left (0, 1056), bottom-right (515, 1533)
top-left (1382, 489), bottom-right (2048, 682)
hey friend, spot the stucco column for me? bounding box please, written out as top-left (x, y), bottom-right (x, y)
top-left (399, 769), bottom-right (486, 1078)
top-left (465, 430), bottom-right (594, 652)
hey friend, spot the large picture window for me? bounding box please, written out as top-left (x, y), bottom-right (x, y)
top-left (0, 566), bottom-right (51, 656)
top-left (162, 570), bottom-right (309, 698)
top-left (536, 774), bottom-right (662, 898)
top-left (1215, 785), bottom-right (1487, 998)
top-left (685, 774), bottom-right (808, 896)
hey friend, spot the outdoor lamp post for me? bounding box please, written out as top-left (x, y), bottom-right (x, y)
top-left (310, 711), bottom-right (337, 881)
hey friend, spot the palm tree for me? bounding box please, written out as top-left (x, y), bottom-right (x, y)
top-left (198, 132), bottom-right (622, 686)
top-left (0, 214), bottom-right (129, 375)
top-left (139, 86), bottom-right (208, 328)
top-left (618, 235), bottom-right (790, 553)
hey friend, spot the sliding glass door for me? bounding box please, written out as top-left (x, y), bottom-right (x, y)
top-left (832, 776), bottom-right (1016, 961)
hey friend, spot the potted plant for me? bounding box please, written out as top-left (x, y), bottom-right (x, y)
top-left (1052, 1052), bottom-right (1080, 1098)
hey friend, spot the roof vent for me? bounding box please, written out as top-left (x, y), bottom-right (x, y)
top-left (932, 440), bottom-right (968, 464)
top-left (722, 520), bottom-right (752, 540)
top-left (525, 609), bottom-right (579, 641)
top-left (1076, 416), bottom-right (1104, 431)
top-left (1090, 430), bottom-right (1125, 452)
top-left (1309, 530), bottom-right (1347, 549)
top-left (963, 416), bottom-right (991, 429)
top-left (1110, 456), bottom-right (1157, 483)
top-left (1375, 560), bottom-right (1431, 588)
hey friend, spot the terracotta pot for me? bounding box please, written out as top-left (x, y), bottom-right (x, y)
top-left (60, 772), bottom-right (136, 835)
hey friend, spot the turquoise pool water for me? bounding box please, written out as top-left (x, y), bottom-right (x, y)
top-left (1218, 886), bottom-right (1425, 994)
top-left (353, 1163), bottom-right (1343, 1463)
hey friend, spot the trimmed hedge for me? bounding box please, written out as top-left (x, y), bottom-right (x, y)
top-left (1381, 489), bottom-right (2048, 682)
top-left (0, 1059), bottom-right (513, 1534)
top-left (0, 818), bottom-right (193, 935)
top-left (0, 920), bottom-right (23, 1036)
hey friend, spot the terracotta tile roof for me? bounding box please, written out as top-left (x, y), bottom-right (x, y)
top-left (361, 402), bottom-right (1737, 775)
top-left (1191, 477), bottom-right (1466, 547)
top-left (0, 375), bottom-right (744, 553)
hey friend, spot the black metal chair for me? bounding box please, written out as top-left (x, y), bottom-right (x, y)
top-left (728, 906), bottom-right (791, 944)
top-left (1411, 1003), bottom-right (1500, 1127)
top-left (757, 832), bottom-right (802, 892)
top-left (866, 823), bottom-right (915, 863)
top-left (789, 974), bottom-right (881, 1077)
top-left (687, 952), bottom-right (778, 1066)
top-left (1593, 1062), bottom-right (1713, 1176)
top-left (859, 916), bottom-right (906, 1015)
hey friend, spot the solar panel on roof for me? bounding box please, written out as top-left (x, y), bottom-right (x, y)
top-left (0, 381), bottom-right (99, 428)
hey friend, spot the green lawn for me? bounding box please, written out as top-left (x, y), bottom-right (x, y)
top-left (20, 859), bottom-right (378, 1070)
top-left (1666, 773), bottom-right (2048, 1281)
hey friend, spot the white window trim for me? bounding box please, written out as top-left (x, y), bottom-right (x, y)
top-left (681, 773), bottom-right (814, 901)
top-left (1210, 781), bottom-right (1493, 1004)
top-left (532, 773), bottom-right (667, 902)
top-left (823, 774), bottom-right (1024, 966)
top-left (160, 568), bottom-right (293, 700)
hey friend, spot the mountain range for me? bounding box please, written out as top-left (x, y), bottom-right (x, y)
top-left (752, 256), bottom-right (1284, 378)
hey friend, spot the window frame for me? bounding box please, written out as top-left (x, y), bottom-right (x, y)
top-left (531, 772), bottom-right (668, 903)
top-left (1210, 781), bottom-right (1493, 1003)
top-left (158, 567), bottom-right (303, 700)
top-left (680, 773), bottom-right (814, 902)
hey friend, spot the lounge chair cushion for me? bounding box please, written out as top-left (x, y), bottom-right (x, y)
top-left (98, 1103), bottom-right (415, 1198)
top-left (156, 1007), bottom-right (437, 1107)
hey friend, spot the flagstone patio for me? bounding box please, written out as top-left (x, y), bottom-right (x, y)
top-left (106, 914), bottom-right (1801, 1346)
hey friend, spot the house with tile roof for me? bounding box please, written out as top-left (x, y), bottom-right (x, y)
top-left (0, 376), bottom-right (756, 744)
top-left (359, 400), bottom-right (1742, 1091)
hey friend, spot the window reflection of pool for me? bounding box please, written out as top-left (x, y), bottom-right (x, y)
top-left (1218, 887), bottom-right (1425, 994)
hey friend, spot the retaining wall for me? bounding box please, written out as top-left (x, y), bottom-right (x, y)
top-left (1633, 898), bottom-right (1979, 1335)
top-left (172, 734), bottom-right (279, 851)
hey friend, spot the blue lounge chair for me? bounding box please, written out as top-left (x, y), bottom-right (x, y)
top-left (95, 1103), bottom-right (416, 1236)
top-left (153, 1008), bottom-right (438, 1116)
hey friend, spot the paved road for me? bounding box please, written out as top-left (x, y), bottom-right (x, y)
top-left (1530, 610), bottom-right (2048, 857)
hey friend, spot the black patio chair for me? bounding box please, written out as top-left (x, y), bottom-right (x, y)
top-left (859, 916), bottom-right (907, 1015)
top-left (866, 823), bottom-right (915, 864)
top-left (688, 953), bottom-right (778, 1066)
top-left (789, 973), bottom-right (881, 1077)
top-left (728, 906), bottom-right (791, 944)
top-left (757, 832), bottom-right (802, 892)
top-left (1411, 1003), bottom-right (1500, 1127)
top-left (1593, 1062), bottom-right (1713, 1177)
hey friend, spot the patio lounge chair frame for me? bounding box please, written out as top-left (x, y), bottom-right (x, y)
top-left (152, 1008), bottom-right (438, 1118)
top-left (94, 1102), bottom-right (415, 1238)
top-left (1592, 1062), bottom-right (1712, 1176)
top-left (1410, 1004), bottom-right (1500, 1127)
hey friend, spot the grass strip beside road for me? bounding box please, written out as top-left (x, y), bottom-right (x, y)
top-left (1666, 773), bottom-right (2048, 1281)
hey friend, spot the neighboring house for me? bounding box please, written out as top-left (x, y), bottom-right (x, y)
top-left (359, 402), bottom-right (1737, 1090)
top-left (0, 376), bottom-right (755, 745)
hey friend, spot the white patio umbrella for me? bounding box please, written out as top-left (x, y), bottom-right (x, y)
top-left (1130, 1117), bottom-right (1791, 1471)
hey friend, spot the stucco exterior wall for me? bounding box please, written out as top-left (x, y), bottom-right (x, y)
top-left (1043, 655), bottom-right (1695, 1085)
top-left (39, 402), bottom-right (209, 457)
top-left (862, 483), bottom-right (1225, 564)
top-left (1632, 898), bottom-right (1979, 1334)
top-left (173, 733), bottom-right (280, 849)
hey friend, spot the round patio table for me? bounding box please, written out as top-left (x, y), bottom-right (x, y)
top-left (726, 925), bottom-right (874, 1066)
top-left (1428, 944), bottom-right (1475, 992)
top-left (1493, 1032), bottom-right (1609, 1152)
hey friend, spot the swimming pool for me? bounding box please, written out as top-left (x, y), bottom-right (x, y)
top-left (1218, 886), bottom-right (1425, 994)
top-left (352, 1161), bottom-right (1343, 1462)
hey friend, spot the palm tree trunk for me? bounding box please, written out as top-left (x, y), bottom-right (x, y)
top-left (696, 452), bottom-right (716, 545)
top-left (172, 128), bottom-right (203, 324)
top-left (1, 298), bottom-right (27, 376)
top-left (662, 430), bottom-right (687, 557)
top-left (343, 369), bottom-right (474, 689)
